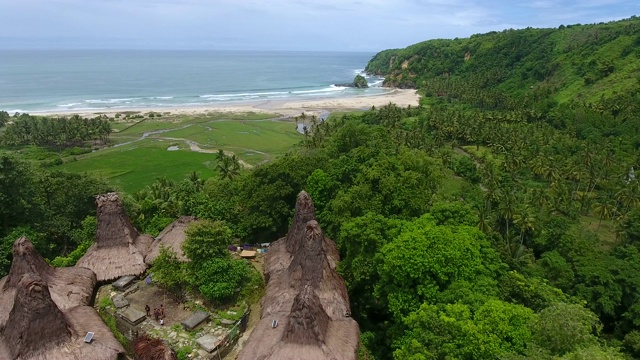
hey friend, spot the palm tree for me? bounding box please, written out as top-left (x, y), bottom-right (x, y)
top-left (592, 197), bottom-right (617, 231)
top-left (497, 188), bottom-right (517, 239)
top-left (217, 156), bottom-right (239, 181)
top-left (215, 149), bottom-right (226, 163)
top-left (187, 171), bottom-right (204, 192)
top-left (513, 205), bottom-right (536, 245)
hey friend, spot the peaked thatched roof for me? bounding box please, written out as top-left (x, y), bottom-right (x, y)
top-left (1, 236), bottom-right (96, 310)
top-left (145, 216), bottom-right (196, 264)
top-left (77, 192), bottom-right (153, 281)
top-left (0, 238), bottom-right (124, 360)
top-left (237, 192), bottom-right (359, 360)
top-left (285, 191), bottom-right (316, 254)
top-left (2, 273), bottom-right (72, 358)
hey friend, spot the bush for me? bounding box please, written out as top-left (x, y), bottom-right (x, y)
top-left (453, 156), bottom-right (480, 183)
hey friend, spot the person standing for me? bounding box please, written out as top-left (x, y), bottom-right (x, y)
top-left (145, 304), bottom-right (151, 317)
top-left (160, 304), bottom-right (165, 318)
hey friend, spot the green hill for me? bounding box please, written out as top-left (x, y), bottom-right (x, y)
top-left (366, 16), bottom-right (640, 104)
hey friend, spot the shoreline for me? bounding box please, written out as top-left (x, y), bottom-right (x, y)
top-left (30, 89), bottom-right (420, 118)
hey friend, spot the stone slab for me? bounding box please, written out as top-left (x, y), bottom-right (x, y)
top-left (196, 334), bottom-right (221, 353)
top-left (220, 318), bottom-right (235, 325)
top-left (181, 310), bottom-right (210, 331)
top-left (120, 307), bottom-right (147, 326)
top-left (112, 275), bottom-right (137, 290)
top-left (112, 294), bottom-right (129, 308)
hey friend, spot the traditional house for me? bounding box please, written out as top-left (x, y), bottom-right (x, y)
top-left (237, 191), bottom-right (359, 360)
top-left (145, 216), bottom-right (196, 264)
top-left (77, 192), bottom-right (154, 282)
top-left (0, 237), bottom-right (124, 359)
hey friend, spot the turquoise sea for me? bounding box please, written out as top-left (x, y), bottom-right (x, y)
top-left (0, 50), bottom-right (386, 113)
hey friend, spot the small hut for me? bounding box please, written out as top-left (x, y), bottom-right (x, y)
top-left (0, 238), bottom-right (124, 360)
top-left (237, 192), bottom-right (359, 360)
top-left (77, 192), bottom-right (154, 281)
top-left (145, 216), bottom-right (196, 264)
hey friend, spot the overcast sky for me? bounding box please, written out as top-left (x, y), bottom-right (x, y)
top-left (0, 0), bottom-right (638, 51)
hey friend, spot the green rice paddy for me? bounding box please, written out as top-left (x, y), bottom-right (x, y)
top-left (54, 113), bottom-right (303, 193)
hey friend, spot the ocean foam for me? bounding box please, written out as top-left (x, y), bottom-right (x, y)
top-left (200, 90), bottom-right (289, 99)
top-left (291, 86), bottom-right (346, 95)
top-left (85, 98), bottom-right (141, 104)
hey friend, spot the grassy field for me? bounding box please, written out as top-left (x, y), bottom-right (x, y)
top-left (57, 140), bottom-right (218, 193)
top-left (53, 113), bottom-right (302, 193)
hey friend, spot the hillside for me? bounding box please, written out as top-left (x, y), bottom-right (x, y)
top-left (366, 16), bottom-right (640, 103)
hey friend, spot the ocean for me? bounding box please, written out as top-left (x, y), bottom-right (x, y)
top-left (0, 50), bottom-right (387, 113)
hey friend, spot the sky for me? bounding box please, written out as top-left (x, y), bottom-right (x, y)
top-left (0, 0), bottom-right (638, 52)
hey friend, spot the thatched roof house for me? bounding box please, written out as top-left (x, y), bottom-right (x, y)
top-left (0, 237), bottom-right (124, 360)
top-left (77, 192), bottom-right (154, 282)
top-left (1, 236), bottom-right (95, 310)
top-left (237, 192), bottom-right (359, 360)
top-left (145, 216), bottom-right (196, 264)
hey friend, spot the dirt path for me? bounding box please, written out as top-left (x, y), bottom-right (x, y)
top-left (182, 140), bottom-right (255, 169)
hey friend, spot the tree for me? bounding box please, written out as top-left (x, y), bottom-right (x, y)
top-left (376, 214), bottom-right (504, 319)
top-left (393, 300), bottom-right (535, 359)
top-left (182, 220), bottom-right (233, 263)
top-left (216, 154), bottom-right (240, 181)
top-left (187, 257), bottom-right (251, 303)
top-left (531, 302), bottom-right (602, 356)
top-left (150, 246), bottom-right (187, 298)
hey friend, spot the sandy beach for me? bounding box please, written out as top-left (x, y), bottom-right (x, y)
top-left (35, 89), bottom-right (420, 118)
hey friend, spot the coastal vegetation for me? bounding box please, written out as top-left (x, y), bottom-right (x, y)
top-left (1, 15), bottom-right (640, 359)
top-left (354, 74), bottom-right (369, 88)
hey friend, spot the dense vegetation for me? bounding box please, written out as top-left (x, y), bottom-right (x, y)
top-left (2, 16), bottom-right (640, 359)
top-left (151, 219), bottom-right (261, 304)
top-left (0, 154), bottom-right (110, 273)
top-left (1, 112), bottom-right (112, 147)
top-left (365, 16), bottom-right (640, 104)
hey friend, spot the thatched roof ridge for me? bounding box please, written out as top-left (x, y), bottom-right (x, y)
top-left (238, 192), bottom-right (359, 360)
top-left (3, 236), bottom-right (53, 289)
top-left (95, 192), bottom-right (140, 248)
top-left (262, 221), bottom-right (351, 320)
top-left (145, 216), bottom-right (196, 264)
top-left (1, 236), bottom-right (96, 310)
top-left (77, 192), bottom-right (152, 281)
top-left (285, 191), bottom-right (316, 254)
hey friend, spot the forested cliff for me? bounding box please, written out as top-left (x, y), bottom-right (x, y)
top-left (366, 16), bottom-right (640, 104)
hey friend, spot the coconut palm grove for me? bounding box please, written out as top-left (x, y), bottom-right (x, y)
top-left (2, 16), bottom-right (640, 359)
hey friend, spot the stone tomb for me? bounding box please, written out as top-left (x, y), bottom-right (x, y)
top-left (181, 310), bottom-right (210, 331)
top-left (112, 275), bottom-right (137, 291)
top-left (111, 294), bottom-right (129, 309)
top-left (119, 306), bottom-right (147, 326)
top-left (196, 334), bottom-right (222, 353)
